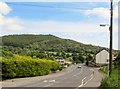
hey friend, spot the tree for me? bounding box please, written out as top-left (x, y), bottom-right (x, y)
top-left (56, 52), bottom-right (60, 56)
top-left (61, 51), bottom-right (66, 59)
top-left (114, 52), bottom-right (120, 68)
top-left (86, 60), bottom-right (89, 66)
top-left (72, 53), bottom-right (81, 63)
top-left (78, 55), bottom-right (85, 63)
top-left (66, 53), bottom-right (71, 58)
top-left (86, 54), bottom-right (93, 61)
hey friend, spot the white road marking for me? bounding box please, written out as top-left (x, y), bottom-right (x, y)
top-left (76, 68), bottom-right (95, 88)
top-left (49, 80), bottom-right (55, 83)
top-left (83, 68), bottom-right (94, 86)
top-left (77, 77), bottom-right (86, 87)
top-left (44, 65), bottom-right (84, 88)
top-left (43, 80), bottom-right (55, 87)
top-left (84, 74), bottom-right (94, 86)
top-left (43, 80), bottom-right (48, 83)
top-left (43, 80), bottom-right (55, 83)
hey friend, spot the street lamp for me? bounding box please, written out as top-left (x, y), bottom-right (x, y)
top-left (100, 24), bottom-right (109, 27)
top-left (100, 0), bottom-right (113, 76)
top-left (100, 24), bottom-right (109, 77)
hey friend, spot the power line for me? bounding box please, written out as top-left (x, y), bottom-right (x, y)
top-left (6, 2), bottom-right (93, 10)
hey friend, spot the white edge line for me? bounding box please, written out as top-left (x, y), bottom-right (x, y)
top-left (83, 69), bottom-right (94, 86)
top-left (84, 74), bottom-right (94, 86)
top-left (77, 69), bottom-right (94, 88)
top-left (78, 77), bottom-right (86, 87)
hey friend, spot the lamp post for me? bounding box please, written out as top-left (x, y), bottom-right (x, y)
top-left (100, 24), bottom-right (109, 77)
top-left (100, 0), bottom-right (113, 76)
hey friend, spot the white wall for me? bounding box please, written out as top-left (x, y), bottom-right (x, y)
top-left (95, 50), bottom-right (109, 64)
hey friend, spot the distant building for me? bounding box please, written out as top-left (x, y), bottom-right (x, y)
top-left (55, 57), bottom-right (72, 64)
top-left (56, 58), bottom-right (65, 64)
top-left (54, 57), bottom-right (65, 64)
top-left (65, 61), bottom-right (72, 64)
top-left (95, 49), bottom-right (115, 65)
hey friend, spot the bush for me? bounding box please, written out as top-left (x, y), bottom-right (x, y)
top-left (59, 64), bottom-right (65, 71)
top-left (1, 55), bottom-right (60, 79)
top-left (101, 69), bottom-right (119, 89)
top-left (2, 50), bottom-right (13, 58)
top-left (100, 66), bottom-right (108, 74)
top-left (50, 61), bottom-right (60, 71)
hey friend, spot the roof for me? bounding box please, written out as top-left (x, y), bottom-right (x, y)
top-left (95, 48), bottom-right (109, 55)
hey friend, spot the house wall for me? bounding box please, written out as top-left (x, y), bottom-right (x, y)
top-left (95, 50), bottom-right (109, 64)
top-left (95, 50), bottom-right (115, 64)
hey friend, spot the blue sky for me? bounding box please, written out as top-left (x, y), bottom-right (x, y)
top-left (6, 2), bottom-right (109, 21)
top-left (0, 2), bottom-right (118, 49)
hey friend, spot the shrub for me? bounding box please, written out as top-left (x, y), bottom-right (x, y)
top-left (59, 64), bottom-right (65, 71)
top-left (101, 69), bottom-right (119, 89)
top-left (100, 66), bottom-right (108, 74)
top-left (50, 61), bottom-right (60, 71)
top-left (1, 55), bottom-right (60, 79)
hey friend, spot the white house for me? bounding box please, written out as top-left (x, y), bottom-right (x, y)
top-left (95, 49), bottom-right (115, 65)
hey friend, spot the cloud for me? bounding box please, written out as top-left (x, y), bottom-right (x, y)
top-left (85, 5), bottom-right (118, 19)
top-left (85, 7), bottom-right (110, 19)
top-left (0, 2), bottom-right (25, 32)
top-left (0, 2), bottom-right (11, 15)
top-left (1, 16), bottom-right (25, 32)
top-left (1, 19), bottom-right (118, 33)
top-left (22, 21), bottom-right (105, 32)
top-left (21, 20), bottom-right (118, 33)
top-left (16, 21), bottom-right (107, 33)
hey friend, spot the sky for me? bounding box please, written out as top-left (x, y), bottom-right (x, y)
top-left (0, 1), bottom-right (119, 50)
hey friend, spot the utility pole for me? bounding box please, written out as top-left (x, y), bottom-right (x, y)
top-left (100, 0), bottom-right (113, 76)
top-left (109, 0), bottom-right (113, 76)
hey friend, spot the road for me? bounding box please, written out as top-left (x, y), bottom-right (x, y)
top-left (2, 64), bottom-right (105, 89)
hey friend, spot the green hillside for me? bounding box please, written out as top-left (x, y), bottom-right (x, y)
top-left (1, 34), bottom-right (107, 63)
top-left (1, 34), bottom-right (103, 53)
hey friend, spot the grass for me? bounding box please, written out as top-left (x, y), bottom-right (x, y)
top-left (100, 68), bottom-right (119, 89)
top-left (100, 66), bottom-right (109, 74)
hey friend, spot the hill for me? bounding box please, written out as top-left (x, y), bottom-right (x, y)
top-left (1, 34), bottom-right (107, 63)
top-left (1, 34), bottom-right (104, 53)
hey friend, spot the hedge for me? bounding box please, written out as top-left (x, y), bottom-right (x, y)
top-left (1, 55), bottom-right (60, 79)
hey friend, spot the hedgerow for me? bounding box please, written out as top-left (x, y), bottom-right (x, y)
top-left (100, 52), bottom-right (120, 89)
top-left (100, 69), bottom-right (119, 89)
top-left (1, 55), bottom-right (60, 79)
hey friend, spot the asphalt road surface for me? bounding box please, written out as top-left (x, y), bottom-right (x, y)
top-left (2, 64), bottom-right (105, 89)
